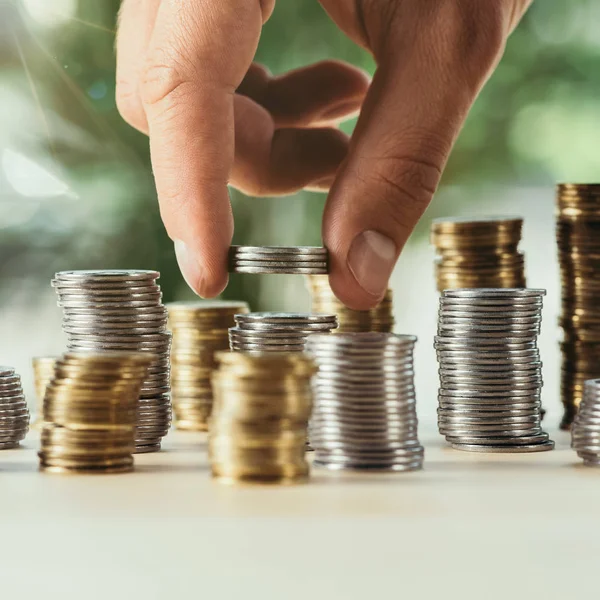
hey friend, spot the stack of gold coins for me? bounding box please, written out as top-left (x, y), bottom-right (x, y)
top-left (305, 275), bottom-right (394, 332)
top-left (557, 184), bottom-right (600, 429)
top-left (167, 301), bottom-right (249, 431)
top-left (39, 352), bottom-right (152, 474)
top-left (32, 357), bottom-right (57, 428)
top-left (431, 217), bottom-right (526, 291)
top-left (209, 352), bottom-right (316, 485)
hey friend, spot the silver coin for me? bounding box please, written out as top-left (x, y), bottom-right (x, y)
top-left (434, 336), bottom-right (537, 348)
top-left (438, 308), bottom-right (543, 318)
top-left (55, 270), bottom-right (159, 282)
top-left (442, 288), bottom-right (546, 299)
top-left (230, 245), bottom-right (327, 256)
top-left (444, 432), bottom-right (549, 445)
top-left (233, 260), bottom-right (329, 269)
top-left (231, 265), bottom-right (328, 274)
top-left (439, 298), bottom-right (544, 309)
top-left (236, 312), bottom-right (337, 324)
top-left (451, 441), bottom-right (554, 453)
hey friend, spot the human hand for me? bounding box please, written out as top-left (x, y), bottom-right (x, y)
top-left (116, 0), bottom-right (532, 309)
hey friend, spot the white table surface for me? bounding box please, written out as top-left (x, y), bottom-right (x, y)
top-left (1, 422), bottom-right (598, 600)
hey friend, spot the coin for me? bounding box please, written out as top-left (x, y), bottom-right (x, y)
top-left (230, 312), bottom-right (337, 353)
top-left (167, 300), bottom-right (249, 431)
top-left (53, 270), bottom-right (171, 452)
top-left (306, 333), bottom-right (424, 471)
top-left (431, 217), bottom-right (526, 291)
top-left (0, 367), bottom-right (29, 448)
top-left (306, 275), bottom-right (394, 333)
top-left (557, 184), bottom-right (600, 429)
top-left (229, 246), bottom-right (328, 274)
top-left (435, 288), bottom-right (552, 453)
top-left (209, 352), bottom-right (316, 485)
top-left (39, 352), bottom-right (152, 473)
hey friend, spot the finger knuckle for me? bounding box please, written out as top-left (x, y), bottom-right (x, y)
top-left (140, 48), bottom-right (195, 109)
top-left (360, 151), bottom-right (442, 233)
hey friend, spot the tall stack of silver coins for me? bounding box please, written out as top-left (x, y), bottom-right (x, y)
top-left (52, 270), bottom-right (171, 453)
top-left (306, 333), bottom-right (424, 471)
top-left (229, 313), bottom-right (338, 353)
top-left (435, 289), bottom-right (553, 453)
top-left (571, 379), bottom-right (600, 466)
top-left (229, 246), bottom-right (328, 275)
top-left (0, 367), bottom-right (29, 449)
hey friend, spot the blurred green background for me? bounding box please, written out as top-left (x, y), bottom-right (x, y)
top-left (0, 0), bottom-right (598, 312)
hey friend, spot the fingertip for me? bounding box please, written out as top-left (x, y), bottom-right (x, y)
top-left (328, 268), bottom-right (385, 311)
top-left (174, 240), bottom-right (229, 298)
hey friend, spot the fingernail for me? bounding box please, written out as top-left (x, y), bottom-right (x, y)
top-left (347, 230), bottom-right (397, 297)
top-left (174, 240), bottom-right (203, 295)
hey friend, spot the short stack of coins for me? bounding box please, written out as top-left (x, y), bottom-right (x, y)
top-left (435, 288), bottom-right (553, 453)
top-left (306, 333), bottom-right (424, 472)
top-left (32, 357), bottom-right (57, 428)
top-left (0, 367), bottom-right (29, 449)
top-left (52, 270), bottom-right (171, 453)
top-left (229, 246), bottom-right (328, 274)
top-left (229, 312), bottom-right (338, 353)
top-left (571, 379), bottom-right (600, 466)
top-left (167, 300), bottom-right (250, 431)
top-left (39, 352), bottom-right (152, 474)
top-left (209, 352), bottom-right (316, 484)
top-left (305, 275), bottom-right (395, 333)
top-left (431, 217), bottom-right (526, 291)
top-left (557, 184), bottom-right (600, 429)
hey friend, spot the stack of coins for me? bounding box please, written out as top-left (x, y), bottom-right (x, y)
top-left (209, 352), bottom-right (316, 484)
top-left (167, 300), bottom-right (250, 431)
top-left (39, 352), bottom-right (152, 474)
top-left (431, 217), bottom-right (526, 291)
top-left (305, 275), bottom-right (395, 333)
top-left (435, 288), bottom-right (553, 453)
top-left (229, 312), bottom-right (338, 353)
top-left (32, 357), bottom-right (57, 428)
top-left (557, 184), bottom-right (600, 429)
top-left (52, 270), bottom-right (171, 453)
top-left (571, 379), bottom-right (600, 466)
top-left (229, 246), bottom-right (328, 274)
top-left (306, 333), bottom-right (424, 471)
top-left (0, 367), bottom-right (29, 449)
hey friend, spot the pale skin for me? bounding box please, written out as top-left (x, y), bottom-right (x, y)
top-left (116, 0), bottom-right (533, 310)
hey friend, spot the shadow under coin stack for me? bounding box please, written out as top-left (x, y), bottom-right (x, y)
top-left (52, 270), bottom-right (171, 453)
top-left (557, 184), bottom-right (600, 429)
top-left (306, 275), bottom-right (395, 333)
top-left (209, 352), bottom-right (316, 484)
top-left (32, 357), bottom-right (57, 428)
top-left (229, 312), bottom-right (337, 353)
top-left (431, 217), bottom-right (526, 291)
top-left (167, 301), bottom-right (249, 431)
top-left (571, 379), bottom-right (600, 466)
top-left (306, 333), bottom-right (424, 472)
top-left (229, 245), bottom-right (328, 275)
top-left (39, 352), bottom-right (152, 474)
top-left (436, 289), bottom-right (553, 453)
top-left (0, 367), bottom-right (29, 449)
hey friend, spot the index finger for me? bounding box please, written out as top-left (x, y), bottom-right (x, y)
top-left (140, 0), bottom-right (272, 297)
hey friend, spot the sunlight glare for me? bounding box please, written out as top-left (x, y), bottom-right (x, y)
top-left (23, 0), bottom-right (78, 28)
top-left (3, 148), bottom-right (76, 199)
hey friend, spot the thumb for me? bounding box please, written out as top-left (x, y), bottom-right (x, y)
top-left (323, 4), bottom-right (511, 310)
